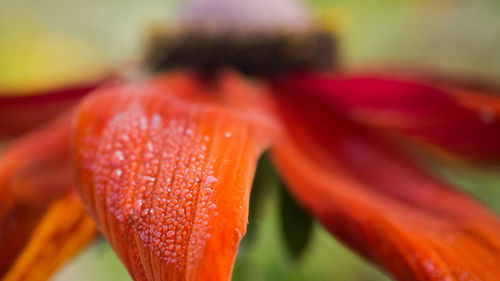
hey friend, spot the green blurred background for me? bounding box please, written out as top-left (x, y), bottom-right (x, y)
top-left (1, 0), bottom-right (499, 280)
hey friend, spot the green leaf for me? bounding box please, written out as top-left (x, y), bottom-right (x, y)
top-left (239, 152), bottom-right (280, 254)
top-left (279, 181), bottom-right (313, 262)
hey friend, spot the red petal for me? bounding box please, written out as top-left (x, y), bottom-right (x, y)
top-left (73, 71), bottom-right (274, 281)
top-left (270, 79), bottom-right (500, 280)
top-left (272, 72), bottom-right (500, 162)
top-left (0, 76), bottom-right (112, 139)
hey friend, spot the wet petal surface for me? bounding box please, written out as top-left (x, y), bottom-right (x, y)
top-left (73, 71), bottom-right (274, 281)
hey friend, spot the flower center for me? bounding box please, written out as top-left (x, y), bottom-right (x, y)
top-left (144, 0), bottom-right (337, 75)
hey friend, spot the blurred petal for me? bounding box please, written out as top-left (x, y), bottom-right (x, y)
top-left (273, 72), bottom-right (500, 161)
top-left (73, 71), bottom-right (274, 281)
top-left (358, 67), bottom-right (500, 114)
top-left (270, 81), bottom-right (500, 281)
top-left (0, 76), bottom-right (111, 139)
top-left (3, 193), bottom-right (98, 281)
top-left (0, 116), bottom-right (75, 276)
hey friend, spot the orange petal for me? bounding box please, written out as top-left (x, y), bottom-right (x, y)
top-left (73, 71), bottom-right (274, 281)
top-left (0, 75), bottom-right (111, 139)
top-left (270, 84), bottom-right (500, 280)
top-left (0, 115), bottom-right (76, 276)
top-left (3, 192), bottom-right (98, 281)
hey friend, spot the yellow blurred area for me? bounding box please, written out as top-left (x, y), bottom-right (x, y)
top-left (0, 0), bottom-right (178, 95)
top-left (313, 7), bottom-right (351, 35)
top-left (0, 18), bottom-right (106, 94)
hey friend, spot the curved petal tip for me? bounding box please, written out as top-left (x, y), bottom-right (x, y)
top-left (73, 72), bottom-right (273, 281)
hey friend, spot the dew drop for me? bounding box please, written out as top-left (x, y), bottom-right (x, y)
top-left (111, 169), bottom-right (122, 180)
top-left (134, 199), bottom-right (144, 212)
top-left (111, 151), bottom-right (124, 166)
top-left (118, 133), bottom-right (129, 142)
top-left (204, 175), bottom-right (217, 187)
top-left (146, 141), bottom-right (154, 152)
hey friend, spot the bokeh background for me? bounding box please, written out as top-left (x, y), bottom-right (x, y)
top-left (1, 0), bottom-right (499, 280)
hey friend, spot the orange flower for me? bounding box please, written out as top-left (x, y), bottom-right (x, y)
top-left (1, 1), bottom-right (500, 281)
